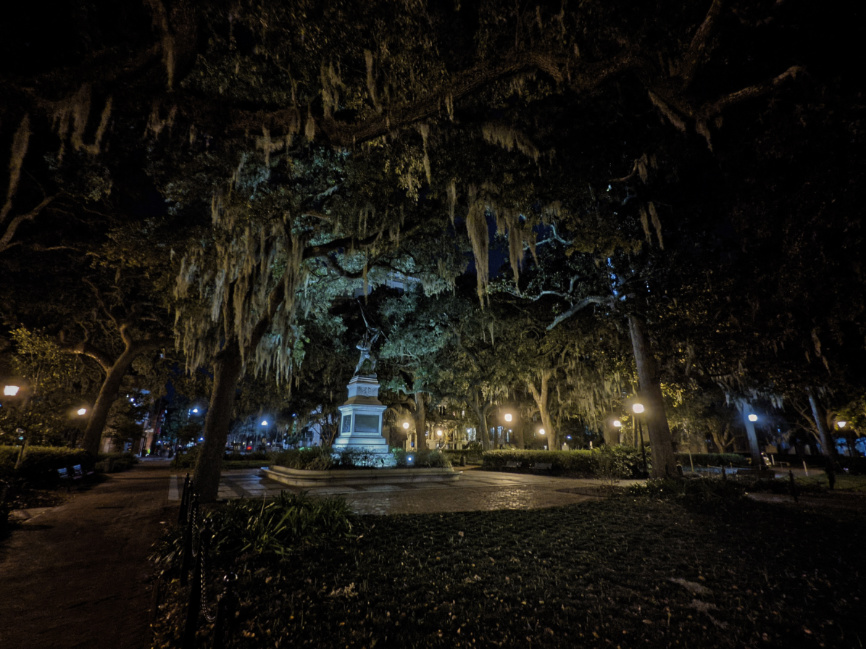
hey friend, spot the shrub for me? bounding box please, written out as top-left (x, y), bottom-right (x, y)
top-left (443, 447), bottom-right (483, 466)
top-left (171, 446), bottom-right (200, 469)
top-left (675, 452), bottom-right (749, 468)
top-left (95, 452), bottom-right (139, 473)
top-left (392, 448), bottom-right (451, 468)
top-left (151, 491), bottom-right (354, 572)
top-left (626, 476), bottom-right (749, 511)
top-left (482, 446), bottom-right (644, 478)
top-left (273, 447), bottom-right (335, 470)
top-left (0, 445), bottom-right (93, 485)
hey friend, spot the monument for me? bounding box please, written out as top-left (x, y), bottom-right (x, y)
top-left (331, 322), bottom-right (395, 466)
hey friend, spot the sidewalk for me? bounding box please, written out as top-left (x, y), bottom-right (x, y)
top-left (0, 463), bottom-right (635, 649)
top-left (0, 463), bottom-right (175, 649)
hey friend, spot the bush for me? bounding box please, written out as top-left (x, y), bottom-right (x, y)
top-left (443, 447), bottom-right (483, 466)
top-left (0, 445), bottom-right (93, 485)
top-left (482, 446), bottom-right (645, 478)
top-left (171, 446), bottom-right (200, 469)
top-left (675, 452), bottom-right (749, 468)
top-left (392, 448), bottom-right (451, 468)
top-left (626, 476), bottom-right (749, 511)
top-left (273, 447), bottom-right (336, 470)
top-left (95, 452), bottom-right (139, 473)
top-left (151, 491), bottom-right (354, 572)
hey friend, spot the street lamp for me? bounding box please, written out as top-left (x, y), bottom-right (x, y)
top-left (402, 421), bottom-right (410, 430)
top-left (538, 428), bottom-right (545, 435)
top-left (748, 413), bottom-right (758, 422)
top-left (632, 402), bottom-right (648, 477)
top-left (612, 419), bottom-right (622, 428)
top-left (77, 408), bottom-right (87, 416)
top-left (3, 385), bottom-right (20, 397)
top-left (504, 413), bottom-right (513, 423)
top-left (837, 421), bottom-right (847, 429)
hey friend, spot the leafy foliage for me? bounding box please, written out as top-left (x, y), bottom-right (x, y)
top-left (151, 495), bottom-right (866, 648)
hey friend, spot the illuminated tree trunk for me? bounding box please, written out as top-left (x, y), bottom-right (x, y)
top-left (413, 391), bottom-right (428, 449)
top-left (194, 339), bottom-right (244, 503)
top-left (627, 314), bottom-right (677, 478)
top-left (807, 387), bottom-right (838, 488)
top-left (470, 389), bottom-right (491, 450)
top-left (526, 369), bottom-right (555, 450)
top-left (77, 328), bottom-right (166, 456)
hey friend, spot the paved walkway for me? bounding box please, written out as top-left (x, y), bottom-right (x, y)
top-left (0, 463), bottom-right (175, 649)
top-left (0, 461), bottom-right (636, 648)
top-left (208, 466), bottom-right (640, 514)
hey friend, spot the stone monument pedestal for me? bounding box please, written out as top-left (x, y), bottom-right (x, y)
top-left (332, 374), bottom-right (394, 466)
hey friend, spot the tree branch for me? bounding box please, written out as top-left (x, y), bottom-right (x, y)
top-left (546, 296), bottom-right (608, 331)
top-left (680, 0), bottom-right (727, 87)
top-left (0, 196), bottom-right (55, 254)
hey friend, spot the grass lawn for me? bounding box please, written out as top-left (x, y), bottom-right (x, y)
top-left (796, 473), bottom-right (866, 493)
top-left (152, 488), bottom-right (866, 648)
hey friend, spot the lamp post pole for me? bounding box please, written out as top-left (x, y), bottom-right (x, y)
top-left (633, 403), bottom-right (647, 477)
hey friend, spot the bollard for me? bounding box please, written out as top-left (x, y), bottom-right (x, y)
top-left (213, 573), bottom-right (240, 649)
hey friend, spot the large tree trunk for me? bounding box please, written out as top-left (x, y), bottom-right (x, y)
top-left (527, 369), bottom-right (556, 450)
top-left (194, 340), bottom-right (244, 503)
top-left (627, 315), bottom-right (677, 478)
top-left (806, 387), bottom-right (838, 488)
top-left (413, 391), bottom-right (428, 449)
top-left (80, 339), bottom-right (158, 455)
top-left (471, 389), bottom-right (491, 450)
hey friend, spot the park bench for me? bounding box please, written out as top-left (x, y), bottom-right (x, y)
top-left (532, 462), bottom-right (553, 472)
top-left (57, 464), bottom-right (95, 489)
top-left (504, 461), bottom-right (521, 469)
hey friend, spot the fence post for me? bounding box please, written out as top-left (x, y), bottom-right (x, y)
top-left (212, 573), bottom-right (239, 649)
top-left (180, 491), bottom-right (198, 586)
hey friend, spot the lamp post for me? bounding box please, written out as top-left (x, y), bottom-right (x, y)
top-left (403, 421), bottom-right (414, 450)
top-left (837, 421), bottom-right (854, 457)
top-left (612, 419), bottom-right (622, 445)
top-left (3, 384), bottom-right (26, 468)
top-left (633, 403), bottom-right (648, 476)
top-left (501, 412), bottom-right (513, 448)
top-left (538, 427), bottom-right (546, 450)
top-left (742, 408), bottom-right (762, 467)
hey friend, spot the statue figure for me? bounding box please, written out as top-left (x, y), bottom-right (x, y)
top-left (353, 316), bottom-right (381, 376)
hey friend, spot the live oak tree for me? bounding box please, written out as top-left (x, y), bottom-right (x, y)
top-left (3, 0), bottom-right (862, 492)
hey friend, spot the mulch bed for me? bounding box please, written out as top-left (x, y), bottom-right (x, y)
top-left (152, 494), bottom-right (866, 648)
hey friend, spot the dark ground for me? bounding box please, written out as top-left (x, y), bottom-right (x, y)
top-left (0, 462), bottom-right (175, 649)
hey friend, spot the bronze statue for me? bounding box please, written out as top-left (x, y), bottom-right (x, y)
top-left (353, 309), bottom-right (381, 376)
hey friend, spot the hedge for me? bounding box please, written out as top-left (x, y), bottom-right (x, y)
top-left (482, 446), bottom-right (646, 478)
top-left (0, 445), bottom-right (93, 484)
top-left (675, 453), bottom-right (749, 468)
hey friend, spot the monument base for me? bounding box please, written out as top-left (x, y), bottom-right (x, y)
top-left (331, 374), bottom-right (394, 466)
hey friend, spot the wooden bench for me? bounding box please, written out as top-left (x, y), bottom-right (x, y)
top-left (504, 461), bottom-right (521, 469)
top-left (532, 462), bottom-right (552, 472)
